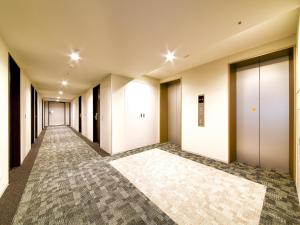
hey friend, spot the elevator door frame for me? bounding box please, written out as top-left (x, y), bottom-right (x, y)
top-left (160, 79), bottom-right (182, 145)
top-left (229, 47), bottom-right (295, 179)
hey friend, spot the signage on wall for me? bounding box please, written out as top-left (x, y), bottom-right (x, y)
top-left (198, 95), bottom-right (205, 127)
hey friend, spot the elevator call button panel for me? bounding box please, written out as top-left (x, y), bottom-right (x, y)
top-left (198, 95), bottom-right (205, 127)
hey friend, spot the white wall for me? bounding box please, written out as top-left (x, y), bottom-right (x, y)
top-left (181, 58), bottom-right (229, 162)
top-left (20, 71), bottom-right (32, 163)
top-left (76, 75), bottom-right (159, 155)
top-left (111, 75), bottom-right (131, 154)
top-left (82, 88), bottom-right (93, 141)
top-left (163, 36), bottom-right (296, 163)
top-left (65, 102), bottom-right (70, 126)
top-left (0, 37), bottom-right (9, 197)
top-left (71, 98), bottom-right (79, 131)
top-left (44, 101), bottom-right (48, 126)
top-left (100, 76), bottom-right (112, 154)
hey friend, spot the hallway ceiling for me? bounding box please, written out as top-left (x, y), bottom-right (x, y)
top-left (0, 0), bottom-right (299, 100)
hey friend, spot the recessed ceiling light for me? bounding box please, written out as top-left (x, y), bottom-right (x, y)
top-left (57, 96), bottom-right (61, 99)
top-left (56, 99), bottom-right (59, 102)
top-left (69, 50), bottom-right (81, 62)
top-left (58, 91), bottom-right (63, 95)
top-left (164, 50), bottom-right (176, 62)
top-left (62, 80), bottom-right (68, 86)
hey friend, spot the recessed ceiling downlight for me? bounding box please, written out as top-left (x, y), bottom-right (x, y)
top-left (62, 80), bottom-right (68, 86)
top-left (164, 50), bottom-right (176, 62)
top-left (59, 91), bottom-right (63, 95)
top-left (69, 50), bottom-right (81, 62)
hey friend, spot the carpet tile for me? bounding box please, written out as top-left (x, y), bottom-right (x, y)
top-left (11, 126), bottom-right (300, 225)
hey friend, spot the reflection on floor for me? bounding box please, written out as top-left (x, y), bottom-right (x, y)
top-left (10, 126), bottom-right (300, 225)
top-left (110, 149), bottom-right (266, 225)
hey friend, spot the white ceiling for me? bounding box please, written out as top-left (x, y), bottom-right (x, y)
top-left (0, 0), bottom-right (299, 100)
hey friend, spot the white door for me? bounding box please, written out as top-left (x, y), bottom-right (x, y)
top-left (236, 64), bottom-right (260, 166)
top-left (141, 83), bottom-right (156, 146)
top-left (260, 56), bottom-right (289, 172)
top-left (125, 81), bottom-right (156, 150)
top-left (49, 102), bottom-right (65, 126)
top-left (125, 81), bottom-right (144, 150)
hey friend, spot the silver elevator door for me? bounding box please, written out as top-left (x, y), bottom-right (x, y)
top-left (168, 82), bottom-right (181, 145)
top-left (260, 57), bottom-right (289, 172)
top-left (237, 64), bottom-right (260, 166)
top-left (236, 56), bottom-right (289, 172)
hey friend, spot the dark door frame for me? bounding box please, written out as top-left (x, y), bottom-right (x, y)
top-left (31, 85), bottom-right (34, 144)
top-left (35, 90), bottom-right (38, 139)
top-left (79, 96), bottom-right (82, 132)
top-left (42, 99), bottom-right (44, 129)
top-left (9, 54), bottom-right (21, 169)
top-left (93, 85), bottom-right (100, 143)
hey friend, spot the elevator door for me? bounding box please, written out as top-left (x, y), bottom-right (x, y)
top-left (168, 82), bottom-right (181, 145)
top-left (236, 56), bottom-right (289, 172)
top-left (236, 64), bottom-right (260, 166)
top-left (260, 56), bottom-right (289, 172)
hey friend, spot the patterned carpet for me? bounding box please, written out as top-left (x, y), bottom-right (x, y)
top-left (12, 126), bottom-right (173, 225)
top-left (11, 126), bottom-right (300, 225)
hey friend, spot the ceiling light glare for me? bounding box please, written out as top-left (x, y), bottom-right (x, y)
top-left (69, 50), bottom-right (81, 62)
top-left (62, 80), bottom-right (68, 86)
top-left (164, 50), bottom-right (176, 62)
top-left (56, 99), bottom-right (59, 102)
top-left (57, 96), bottom-right (61, 99)
top-left (59, 91), bottom-right (63, 95)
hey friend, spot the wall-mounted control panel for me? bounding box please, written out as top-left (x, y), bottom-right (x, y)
top-left (198, 95), bottom-right (205, 127)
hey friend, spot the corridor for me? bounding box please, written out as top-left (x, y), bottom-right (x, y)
top-left (12, 126), bottom-right (173, 225)
top-left (1, 1), bottom-right (300, 224)
top-left (2, 126), bottom-right (299, 225)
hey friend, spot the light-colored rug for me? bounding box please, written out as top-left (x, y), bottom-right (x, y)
top-left (110, 149), bottom-right (266, 225)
